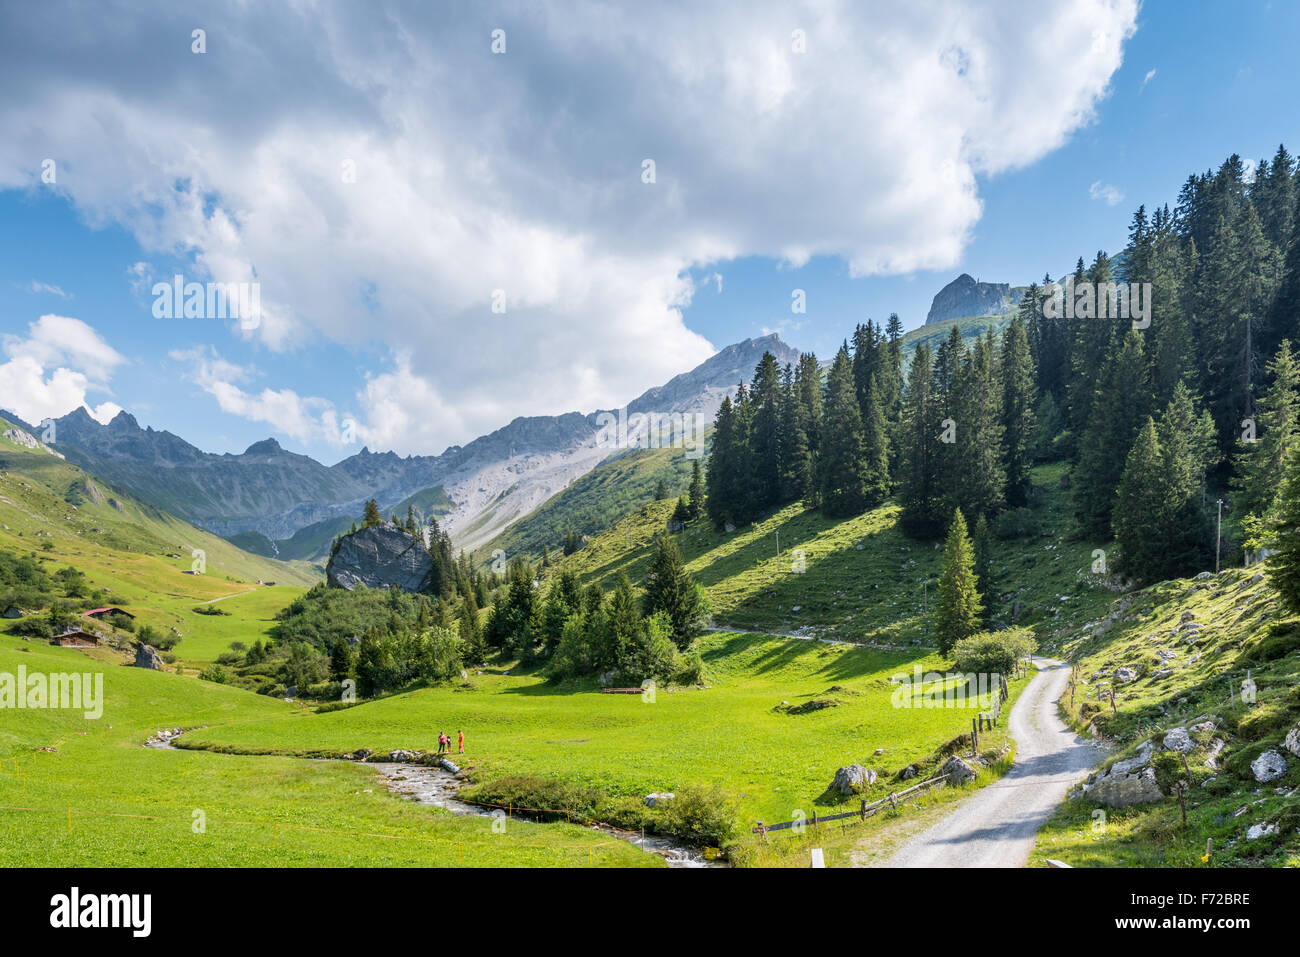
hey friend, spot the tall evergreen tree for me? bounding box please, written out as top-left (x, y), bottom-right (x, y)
top-left (899, 343), bottom-right (943, 535)
top-left (686, 460), bottom-right (705, 520)
top-left (1267, 440), bottom-right (1300, 615)
top-left (819, 344), bottom-right (870, 517)
top-left (641, 534), bottom-right (705, 649)
top-left (1233, 339), bottom-right (1300, 521)
top-left (934, 509), bottom-right (983, 655)
top-left (1000, 310), bottom-right (1037, 507)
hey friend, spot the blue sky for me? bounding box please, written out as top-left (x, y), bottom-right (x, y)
top-left (1, 0), bottom-right (1297, 463)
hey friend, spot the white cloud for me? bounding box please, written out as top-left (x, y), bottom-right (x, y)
top-left (0, 315), bottom-right (125, 424)
top-left (170, 347), bottom-right (353, 448)
top-left (1141, 68), bottom-right (1157, 89)
top-left (0, 0), bottom-right (1139, 452)
top-left (27, 281), bottom-right (71, 299)
top-left (1089, 180), bottom-right (1126, 206)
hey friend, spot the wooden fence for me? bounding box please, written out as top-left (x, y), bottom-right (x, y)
top-left (751, 772), bottom-right (949, 835)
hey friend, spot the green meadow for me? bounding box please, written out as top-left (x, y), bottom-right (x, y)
top-left (0, 635), bottom-right (654, 867)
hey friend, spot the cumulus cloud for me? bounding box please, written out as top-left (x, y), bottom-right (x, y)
top-left (0, 0), bottom-right (1138, 453)
top-left (0, 315), bottom-right (125, 425)
top-left (170, 347), bottom-right (354, 448)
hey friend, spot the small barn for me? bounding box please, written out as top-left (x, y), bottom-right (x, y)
top-left (85, 606), bottom-right (133, 621)
top-left (52, 629), bottom-right (101, 648)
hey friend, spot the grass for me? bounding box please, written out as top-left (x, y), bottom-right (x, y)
top-left (0, 426), bottom-right (313, 667)
top-left (179, 630), bottom-right (1032, 858)
top-left (546, 462), bottom-right (1118, 647)
top-left (0, 634), bottom-right (655, 866)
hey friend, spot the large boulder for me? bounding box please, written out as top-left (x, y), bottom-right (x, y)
top-left (942, 756), bottom-right (977, 785)
top-left (134, 642), bottom-right (164, 670)
top-left (326, 522), bottom-right (436, 593)
top-left (1114, 666), bottom-right (1139, 684)
top-left (1250, 750), bottom-right (1288, 783)
top-left (1284, 725), bottom-right (1300, 758)
top-left (830, 764), bottom-right (876, 796)
top-left (1085, 765), bottom-right (1164, 809)
top-left (1163, 728), bottom-right (1195, 753)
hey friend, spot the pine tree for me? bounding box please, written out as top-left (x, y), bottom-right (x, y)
top-left (1234, 340), bottom-right (1300, 521)
top-left (1000, 310), bottom-right (1036, 507)
top-left (748, 351), bottom-right (784, 511)
top-left (899, 342), bottom-right (942, 535)
top-left (686, 460), bottom-right (704, 520)
top-left (819, 344), bottom-right (869, 517)
top-left (1268, 440), bottom-right (1300, 614)
top-left (1113, 418), bottom-right (1168, 583)
top-left (972, 514), bottom-right (994, 624)
top-left (705, 394), bottom-right (738, 529)
top-left (329, 639), bottom-right (355, 682)
top-left (641, 534), bottom-right (705, 649)
top-left (934, 509), bottom-right (983, 655)
top-left (654, 478), bottom-right (669, 501)
top-left (362, 498), bottom-right (382, 527)
top-left (861, 373), bottom-right (891, 504)
top-left (459, 591), bottom-right (485, 664)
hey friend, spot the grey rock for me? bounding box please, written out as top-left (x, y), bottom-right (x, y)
top-left (1284, 725), bottom-right (1300, 758)
top-left (327, 522), bottom-right (436, 593)
top-left (942, 756), bottom-right (977, 785)
top-left (830, 764), bottom-right (877, 795)
top-left (1163, 728), bottom-right (1194, 753)
top-left (1246, 822), bottom-right (1279, 840)
top-left (925, 273), bottom-right (1013, 325)
top-left (1086, 765), bottom-right (1164, 808)
top-left (1115, 666), bottom-right (1139, 684)
top-left (1250, 750), bottom-right (1287, 783)
top-left (644, 792), bottom-right (675, 808)
top-left (900, 764), bottom-right (919, 780)
top-left (134, 642), bottom-right (164, 670)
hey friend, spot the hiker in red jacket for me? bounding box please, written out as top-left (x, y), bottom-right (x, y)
top-left (457, 729), bottom-right (464, 754)
top-left (437, 732), bottom-right (447, 754)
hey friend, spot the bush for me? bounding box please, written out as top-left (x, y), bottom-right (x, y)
top-left (466, 775), bottom-right (601, 821)
top-left (659, 784), bottom-right (737, 847)
top-left (106, 611), bottom-right (135, 632)
top-left (993, 507), bottom-right (1040, 541)
top-left (949, 627), bottom-right (1036, 679)
top-left (10, 616), bottom-right (51, 639)
top-left (198, 663), bottom-right (232, 684)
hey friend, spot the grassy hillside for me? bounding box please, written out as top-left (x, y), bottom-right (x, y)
top-left (1029, 566), bottom-right (1300, 867)
top-left (0, 417), bottom-right (317, 667)
top-left (547, 462), bottom-right (1116, 646)
top-left (899, 310), bottom-right (1014, 370)
top-left (482, 444), bottom-right (698, 563)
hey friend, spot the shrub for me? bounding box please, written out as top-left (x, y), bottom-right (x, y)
top-left (198, 663), bottom-right (232, 684)
top-left (949, 627), bottom-right (1036, 679)
top-left (993, 507), bottom-right (1040, 540)
top-left (466, 775), bottom-right (601, 821)
top-left (659, 784), bottom-right (737, 847)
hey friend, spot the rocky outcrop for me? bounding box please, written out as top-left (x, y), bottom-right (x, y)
top-left (134, 642), bottom-right (164, 669)
top-left (1284, 725), bottom-right (1300, 758)
top-left (327, 522), bottom-right (435, 593)
top-left (1083, 742), bottom-right (1163, 808)
top-left (1250, 750), bottom-right (1287, 783)
top-left (942, 756), bottom-right (977, 785)
top-left (925, 274), bottom-right (1014, 325)
top-left (830, 764), bottom-right (876, 795)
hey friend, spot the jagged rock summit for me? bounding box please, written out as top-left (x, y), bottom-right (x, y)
top-left (326, 521), bottom-right (434, 593)
top-left (925, 273), bottom-right (1014, 325)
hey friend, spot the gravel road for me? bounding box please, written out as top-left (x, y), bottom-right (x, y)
top-left (884, 656), bottom-right (1100, 868)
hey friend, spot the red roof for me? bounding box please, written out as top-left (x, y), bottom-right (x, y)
top-left (85, 606), bottom-right (132, 617)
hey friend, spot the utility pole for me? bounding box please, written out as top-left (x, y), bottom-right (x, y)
top-left (1215, 499), bottom-right (1224, 573)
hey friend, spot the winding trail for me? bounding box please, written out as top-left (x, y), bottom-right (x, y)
top-left (883, 656), bottom-right (1101, 868)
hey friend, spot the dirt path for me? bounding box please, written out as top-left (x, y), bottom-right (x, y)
top-left (882, 657), bottom-right (1101, 868)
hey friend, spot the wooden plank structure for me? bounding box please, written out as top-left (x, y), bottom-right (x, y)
top-left (752, 772), bottom-right (949, 835)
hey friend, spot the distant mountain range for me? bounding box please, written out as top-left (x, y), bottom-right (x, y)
top-left (7, 334), bottom-right (798, 558)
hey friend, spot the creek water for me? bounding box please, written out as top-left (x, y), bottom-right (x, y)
top-left (146, 729), bottom-right (717, 867)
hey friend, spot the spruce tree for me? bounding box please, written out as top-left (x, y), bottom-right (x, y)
top-left (641, 533), bottom-right (705, 649)
top-left (1000, 311), bottom-right (1036, 507)
top-left (934, 508), bottom-right (983, 655)
top-left (686, 460), bottom-right (705, 520)
top-left (1234, 340), bottom-right (1300, 522)
top-left (1268, 440), bottom-right (1300, 614)
top-left (819, 344), bottom-right (869, 517)
top-left (362, 498), bottom-right (382, 527)
top-left (899, 342), bottom-right (942, 535)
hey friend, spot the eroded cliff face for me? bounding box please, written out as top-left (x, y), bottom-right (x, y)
top-left (925, 273), bottom-right (1013, 325)
top-left (326, 522), bottom-right (433, 592)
